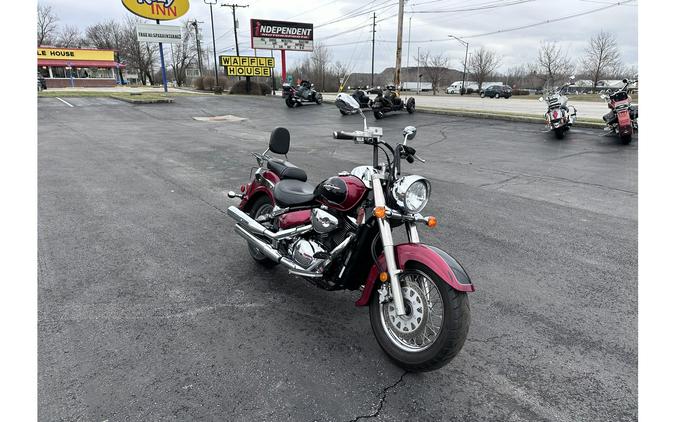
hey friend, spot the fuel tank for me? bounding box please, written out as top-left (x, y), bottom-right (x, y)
top-left (315, 175), bottom-right (367, 211)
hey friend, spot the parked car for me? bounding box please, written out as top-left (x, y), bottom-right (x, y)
top-left (480, 85), bottom-right (512, 98)
top-left (446, 81), bottom-right (477, 94)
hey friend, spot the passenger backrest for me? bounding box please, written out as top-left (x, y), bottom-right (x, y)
top-left (269, 127), bottom-right (290, 155)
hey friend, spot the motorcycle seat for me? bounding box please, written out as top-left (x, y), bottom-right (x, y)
top-left (273, 179), bottom-right (317, 207)
top-left (267, 158), bottom-right (307, 182)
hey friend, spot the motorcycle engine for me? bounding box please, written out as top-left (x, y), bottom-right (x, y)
top-left (291, 239), bottom-right (327, 269)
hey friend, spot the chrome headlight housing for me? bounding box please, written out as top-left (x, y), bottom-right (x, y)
top-left (392, 175), bottom-right (431, 213)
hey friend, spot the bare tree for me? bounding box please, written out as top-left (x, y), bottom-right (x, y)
top-left (417, 50), bottom-right (450, 95)
top-left (536, 41), bottom-right (574, 89)
top-left (56, 25), bottom-right (83, 48)
top-left (37, 3), bottom-right (59, 46)
top-left (332, 61), bottom-right (350, 91)
top-left (85, 20), bottom-right (125, 51)
top-left (581, 31), bottom-right (621, 90)
top-left (120, 17), bottom-right (157, 85)
top-left (310, 43), bottom-right (332, 91)
top-left (171, 21), bottom-right (199, 86)
top-left (468, 47), bottom-right (500, 91)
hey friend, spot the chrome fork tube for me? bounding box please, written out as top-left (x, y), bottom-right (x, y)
top-left (372, 177), bottom-right (406, 316)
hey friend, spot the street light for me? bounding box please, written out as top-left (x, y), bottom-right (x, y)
top-left (449, 35), bottom-right (469, 95)
top-left (204, 0), bottom-right (219, 86)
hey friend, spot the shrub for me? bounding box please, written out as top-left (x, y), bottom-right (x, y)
top-left (202, 76), bottom-right (215, 91)
top-left (511, 89), bottom-right (530, 96)
top-left (466, 88), bottom-right (475, 95)
top-left (229, 80), bottom-right (272, 95)
top-left (193, 76), bottom-right (205, 90)
top-left (214, 86), bottom-right (224, 95)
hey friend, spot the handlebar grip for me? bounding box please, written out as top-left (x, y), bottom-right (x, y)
top-left (333, 131), bottom-right (356, 140)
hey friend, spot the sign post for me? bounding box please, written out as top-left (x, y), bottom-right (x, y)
top-left (121, 0), bottom-right (190, 93)
top-left (156, 20), bottom-right (168, 93)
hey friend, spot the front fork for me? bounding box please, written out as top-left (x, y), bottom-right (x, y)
top-left (372, 176), bottom-right (416, 316)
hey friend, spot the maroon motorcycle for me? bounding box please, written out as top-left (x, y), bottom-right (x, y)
top-left (601, 78), bottom-right (638, 144)
top-left (226, 95), bottom-right (474, 371)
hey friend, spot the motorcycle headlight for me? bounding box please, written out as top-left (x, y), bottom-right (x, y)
top-left (392, 175), bottom-right (431, 214)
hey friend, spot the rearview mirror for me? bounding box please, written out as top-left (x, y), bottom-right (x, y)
top-left (335, 92), bottom-right (361, 112)
top-left (403, 126), bottom-right (417, 142)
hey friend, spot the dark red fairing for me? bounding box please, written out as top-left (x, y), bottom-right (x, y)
top-left (318, 175), bottom-right (367, 211)
top-left (279, 210), bottom-right (311, 229)
top-left (356, 243), bottom-right (475, 307)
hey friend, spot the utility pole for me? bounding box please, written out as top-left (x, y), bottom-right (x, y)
top-left (449, 35), bottom-right (469, 95)
top-left (371, 12), bottom-right (376, 88)
top-left (406, 16), bottom-right (412, 84)
top-left (417, 46), bottom-right (420, 94)
top-left (204, 0), bottom-right (219, 86)
top-left (190, 20), bottom-right (204, 76)
top-left (393, 0), bottom-right (405, 91)
top-left (222, 3), bottom-right (249, 57)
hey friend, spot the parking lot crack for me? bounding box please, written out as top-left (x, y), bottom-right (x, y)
top-left (346, 371), bottom-right (407, 422)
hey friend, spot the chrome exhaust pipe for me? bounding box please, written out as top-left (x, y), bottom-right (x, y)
top-left (233, 225), bottom-right (313, 273)
top-left (227, 206), bottom-right (313, 240)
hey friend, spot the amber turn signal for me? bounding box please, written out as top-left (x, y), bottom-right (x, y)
top-left (427, 216), bottom-right (438, 228)
top-left (379, 272), bottom-right (388, 282)
top-left (373, 206), bottom-right (386, 219)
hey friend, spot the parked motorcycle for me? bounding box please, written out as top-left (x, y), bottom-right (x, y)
top-left (601, 78), bottom-right (638, 144)
top-left (336, 87), bottom-right (372, 115)
top-left (539, 79), bottom-right (578, 139)
top-left (282, 80), bottom-right (323, 108)
top-left (226, 94), bottom-right (473, 371)
top-left (370, 85), bottom-right (416, 119)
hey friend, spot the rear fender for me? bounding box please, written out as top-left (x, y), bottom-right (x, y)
top-left (355, 243), bottom-right (475, 307)
top-left (617, 110), bottom-right (633, 135)
top-left (238, 171), bottom-right (278, 211)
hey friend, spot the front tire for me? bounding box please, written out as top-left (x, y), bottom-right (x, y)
top-left (554, 127), bottom-right (565, 139)
top-left (373, 109), bottom-right (385, 120)
top-left (369, 264), bottom-right (470, 372)
top-left (315, 93), bottom-right (323, 104)
top-left (247, 196), bottom-right (278, 268)
top-left (620, 134), bottom-right (632, 145)
top-left (285, 97), bottom-right (295, 108)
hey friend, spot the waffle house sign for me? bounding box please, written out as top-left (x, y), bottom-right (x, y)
top-left (121, 0), bottom-right (190, 21)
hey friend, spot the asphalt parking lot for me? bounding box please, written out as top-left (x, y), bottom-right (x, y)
top-left (38, 94), bottom-right (637, 421)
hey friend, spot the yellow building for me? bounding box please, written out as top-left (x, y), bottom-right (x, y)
top-left (37, 47), bottom-right (126, 88)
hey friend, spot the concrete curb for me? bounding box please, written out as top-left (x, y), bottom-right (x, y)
top-left (111, 96), bottom-right (174, 104)
top-left (321, 97), bottom-right (605, 129)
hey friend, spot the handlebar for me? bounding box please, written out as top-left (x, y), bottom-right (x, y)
top-left (333, 131), bottom-right (357, 140)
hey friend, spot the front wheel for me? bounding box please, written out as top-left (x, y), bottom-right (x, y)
top-left (373, 109), bottom-right (385, 120)
top-left (554, 127), bottom-right (565, 139)
top-left (315, 93), bottom-right (323, 104)
top-left (369, 264), bottom-right (470, 372)
top-left (285, 97), bottom-right (295, 108)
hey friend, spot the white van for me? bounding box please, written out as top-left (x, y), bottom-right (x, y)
top-left (446, 81), bottom-right (477, 94)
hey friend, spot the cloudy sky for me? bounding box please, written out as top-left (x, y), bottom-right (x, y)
top-left (43, 0), bottom-right (638, 75)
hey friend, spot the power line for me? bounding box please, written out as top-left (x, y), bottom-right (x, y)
top-left (409, 0), bottom-right (535, 14)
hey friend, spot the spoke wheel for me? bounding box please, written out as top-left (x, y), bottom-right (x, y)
top-left (380, 274), bottom-right (442, 352)
top-left (369, 264), bottom-right (470, 372)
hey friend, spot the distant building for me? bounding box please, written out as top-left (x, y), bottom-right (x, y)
top-left (37, 46), bottom-right (124, 88)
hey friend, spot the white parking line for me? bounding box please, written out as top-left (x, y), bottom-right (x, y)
top-left (55, 97), bottom-right (74, 108)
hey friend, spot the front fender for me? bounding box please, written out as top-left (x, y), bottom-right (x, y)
top-left (355, 243), bottom-right (475, 306)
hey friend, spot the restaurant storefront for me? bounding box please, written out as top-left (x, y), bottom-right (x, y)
top-left (37, 47), bottom-right (125, 88)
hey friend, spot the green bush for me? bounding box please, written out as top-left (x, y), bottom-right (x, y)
top-left (229, 80), bottom-right (272, 95)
